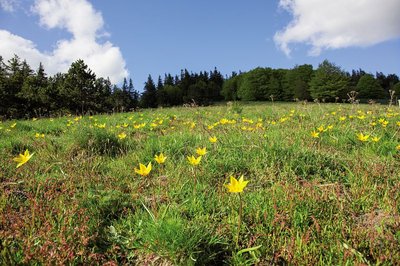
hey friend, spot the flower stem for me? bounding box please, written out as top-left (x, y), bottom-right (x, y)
top-left (236, 193), bottom-right (243, 248)
top-left (192, 167), bottom-right (197, 195)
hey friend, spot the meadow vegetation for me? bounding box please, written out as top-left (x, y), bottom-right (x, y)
top-left (1, 102), bottom-right (400, 265)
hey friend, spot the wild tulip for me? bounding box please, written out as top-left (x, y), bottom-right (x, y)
top-left (13, 149), bottom-right (34, 168)
top-left (134, 162), bottom-right (152, 177)
top-left (225, 175), bottom-right (249, 247)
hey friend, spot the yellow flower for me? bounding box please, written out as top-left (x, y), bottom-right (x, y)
top-left (317, 125), bottom-right (325, 132)
top-left (396, 144), bottom-right (400, 151)
top-left (13, 149), bottom-right (34, 168)
top-left (118, 132), bottom-right (127, 140)
top-left (35, 133), bottom-right (44, 138)
top-left (10, 123), bottom-right (17, 128)
top-left (225, 175), bottom-right (249, 193)
top-left (209, 136), bottom-right (217, 143)
top-left (339, 116), bottom-right (346, 121)
top-left (196, 147), bottom-right (207, 156)
top-left (187, 155), bottom-right (202, 166)
top-left (134, 123), bottom-right (146, 129)
top-left (357, 133), bottom-right (369, 142)
top-left (311, 131), bottom-right (319, 138)
top-left (134, 162), bottom-right (152, 176)
top-left (371, 136), bottom-right (380, 142)
top-left (154, 153), bottom-right (167, 164)
top-left (279, 117), bottom-right (288, 123)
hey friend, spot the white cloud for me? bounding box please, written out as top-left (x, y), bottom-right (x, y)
top-left (274, 0), bottom-right (400, 56)
top-left (0, 0), bottom-right (18, 12)
top-left (0, 0), bottom-right (128, 83)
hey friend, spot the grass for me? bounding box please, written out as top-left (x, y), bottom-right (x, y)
top-left (1, 102), bottom-right (400, 265)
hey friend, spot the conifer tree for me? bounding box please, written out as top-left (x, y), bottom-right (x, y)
top-left (141, 75), bottom-right (157, 108)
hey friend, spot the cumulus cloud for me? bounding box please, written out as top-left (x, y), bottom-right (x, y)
top-left (0, 0), bottom-right (128, 83)
top-left (274, 0), bottom-right (400, 56)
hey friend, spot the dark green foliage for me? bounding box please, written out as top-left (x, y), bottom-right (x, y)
top-left (164, 84), bottom-right (183, 106)
top-left (349, 69), bottom-right (366, 89)
top-left (0, 57), bottom-right (138, 118)
top-left (357, 74), bottom-right (386, 99)
top-left (221, 72), bottom-right (241, 100)
top-left (60, 59), bottom-right (97, 113)
top-left (237, 67), bottom-right (272, 101)
top-left (140, 75), bottom-right (158, 108)
top-left (111, 78), bottom-right (138, 112)
top-left (284, 64), bottom-right (313, 101)
top-left (17, 63), bottom-right (49, 117)
top-left (393, 82), bottom-right (400, 97)
top-left (235, 68), bottom-right (291, 101)
top-left (309, 60), bottom-right (349, 101)
top-left (376, 72), bottom-right (400, 92)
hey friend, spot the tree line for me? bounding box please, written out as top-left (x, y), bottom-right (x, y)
top-left (0, 55), bottom-right (225, 118)
top-left (1, 55), bottom-right (399, 119)
top-left (0, 55), bottom-right (141, 118)
top-left (222, 60), bottom-right (400, 103)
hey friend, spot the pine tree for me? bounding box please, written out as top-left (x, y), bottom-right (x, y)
top-left (156, 75), bottom-right (168, 106)
top-left (141, 75), bottom-right (157, 108)
top-left (62, 59), bottom-right (97, 114)
top-left (128, 78), bottom-right (139, 110)
top-left (18, 62), bottom-right (49, 116)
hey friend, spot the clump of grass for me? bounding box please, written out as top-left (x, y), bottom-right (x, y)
top-left (9, 139), bottom-right (35, 155)
top-left (109, 205), bottom-right (228, 265)
top-left (75, 127), bottom-right (126, 157)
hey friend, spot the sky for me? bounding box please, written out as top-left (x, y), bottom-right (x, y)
top-left (0, 0), bottom-right (399, 90)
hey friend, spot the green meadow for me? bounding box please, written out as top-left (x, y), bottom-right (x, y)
top-left (1, 102), bottom-right (400, 265)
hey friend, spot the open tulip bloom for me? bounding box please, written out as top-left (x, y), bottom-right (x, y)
top-left (13, 149), bottom-right (34, 168)
top-left (187, 155), bottom-right (202, 166)
top-left (196, 147), bottom-right (207, 156)
top-left (154, 153), bottom-right (167, 164)
top-left (225, 175), bottom-right (249, 193)
top-left (134, 162), bottom-right (152, 176)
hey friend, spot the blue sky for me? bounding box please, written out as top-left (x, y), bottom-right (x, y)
top-left (1, 0), bottom-right (399, 90)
